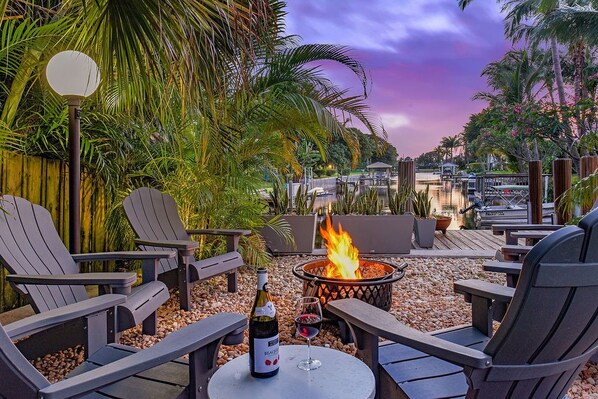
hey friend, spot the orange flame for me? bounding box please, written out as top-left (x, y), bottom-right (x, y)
top-left (320, 214), bottom-right (362, 279)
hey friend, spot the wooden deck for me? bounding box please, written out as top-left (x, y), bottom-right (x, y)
top-left (409, 229), bottom-right (502, 258)
top-left (311, 229), bottom-right (502, 259)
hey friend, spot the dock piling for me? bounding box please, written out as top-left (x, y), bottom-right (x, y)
top-left (528, 160), bottom-right (543, 224)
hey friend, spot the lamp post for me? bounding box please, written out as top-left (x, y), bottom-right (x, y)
top-left (46, 51), bottom-right (100, 254)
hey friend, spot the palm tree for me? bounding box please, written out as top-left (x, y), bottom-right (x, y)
top-left (473, 48), bottom-right (550, 105)
top-left (1, 0), bottom-right (275, 129)
top-left (2, 1), bottom-right (385, 266)
top-left (507, 0), bottom-right (598, 137)
top-left (459, 0), bottom-right (568, 107)
top-left (434, 145), bottom-right (448, 163)
top-left (125, 39), bottom-right (384, 263)
top-left (440, 135), bottom-right (462, 162)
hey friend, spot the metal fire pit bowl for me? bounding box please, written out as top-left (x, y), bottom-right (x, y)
top-left (292, 258), bottom-right (407, 312)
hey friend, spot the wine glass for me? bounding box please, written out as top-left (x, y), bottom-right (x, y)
top-left (294, 296), bottom-right (323, 370)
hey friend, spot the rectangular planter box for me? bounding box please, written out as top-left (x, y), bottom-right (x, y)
top-left (332, 214), bottom-right (414, 254)
top-left (260, 214), bottom-right (317, 254)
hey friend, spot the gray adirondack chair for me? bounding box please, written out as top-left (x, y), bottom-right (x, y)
top-left (123, 187), bottom-right (251, 310)
top-left (0, 196), bottom-right (174, 354)
top-left (328, 209), bottom-right (598, 399)
top-left (486, 206), bottom-right (598, 287)
top-left (0, 302), bottom-right (247, 399)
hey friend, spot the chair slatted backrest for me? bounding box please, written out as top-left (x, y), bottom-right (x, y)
top-left (0, 196), bottom-right (88, 313)
top-left (122, 188), bottom-right (187, 274)
top-left (0, 323), bottom-right (49, 399)
top-left (469, 208), bottom-right (598, 398)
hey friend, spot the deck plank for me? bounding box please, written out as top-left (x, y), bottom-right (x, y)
top-left (444, 231), bottom-right (480, 250)
top-left (468, 230), bottom-right (501, 248)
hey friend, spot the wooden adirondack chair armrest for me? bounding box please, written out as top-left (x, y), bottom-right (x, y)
top-left (134, 239), bottom-right (199, 256)
top-left (328, 299), bottom-right (492, 369)
top-left (453, 279), bottom-right (515, 303)
top-left (453, 280), bottom-right (515, 335)
top-left (501, 245), bottom-right (532, 262)
top-left (6, 273), bottom-right (137, 295)
top-left (492, 224), bottom-right (562, 235)
top-left (38, 313), bottom-right (248, 399)
top-left (72, 251), bottom-right (176, 263)
top-left (493, 224), bottom-right (563, 245)
top-left (186, 228), bottom-right (251, 237)
top-left (5, 295), bottom-right (126, 341)
top-left (483, 261), bottom-right (522, 275)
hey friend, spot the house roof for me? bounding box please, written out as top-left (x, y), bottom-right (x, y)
top-left (441, 162), bottom-right (458, 167)
top-left (366, 162), bottom-right (393, 169)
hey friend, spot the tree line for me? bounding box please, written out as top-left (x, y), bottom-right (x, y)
top-left (417, 0), bottom-right (598, 175)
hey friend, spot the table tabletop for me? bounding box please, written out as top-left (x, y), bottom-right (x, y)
top-left (208, 345), bottom-right (375, 399)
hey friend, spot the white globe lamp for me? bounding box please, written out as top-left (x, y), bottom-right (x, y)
top-left (46, 51), bottom-right (100, 98)
top-left (46, 50), bottom-right (100, 254)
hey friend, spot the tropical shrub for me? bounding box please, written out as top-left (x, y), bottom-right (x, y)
top-left (388, 181), bottom-right (412, 215)
top-left (294, 185), bottom-right (317, 216)
top-left (356, 188), bottom-right (382, 215)
top-left (412, 186), bottom-right (432, 219)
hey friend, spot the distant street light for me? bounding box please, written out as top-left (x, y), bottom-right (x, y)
top-left (46, 51), bottom-right (100, 254)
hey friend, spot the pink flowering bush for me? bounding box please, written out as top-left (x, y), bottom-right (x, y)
top-left (469, 100), bottom-right (598, 171)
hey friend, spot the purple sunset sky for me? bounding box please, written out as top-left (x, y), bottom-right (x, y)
top-left (284, 1), bottom-right (513, 157)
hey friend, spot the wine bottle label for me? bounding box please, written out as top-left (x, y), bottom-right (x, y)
top-left (252, 334), bottom-right (279, 373)
top-left (254, 301), bottom-right (276, 317)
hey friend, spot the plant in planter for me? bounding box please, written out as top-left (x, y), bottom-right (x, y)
top-left (412, 185), bottom-right (436, 248)
top-left (261, 180), bottom-right (318, 254)
top-left (268, 179), bottom-right (289, 215)
top-left (330, 186), bottom-right (414, 254)
top-left (294, 184), bottom-right (317, 216)
top-left (356, 187), bottom-right (383, 215)
top-left (331, 183), bottom-right (359, 215)
top-left (388, 181), bottom-right (412, 215)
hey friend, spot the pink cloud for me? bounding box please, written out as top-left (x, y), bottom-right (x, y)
top-left (285, 1), bottom-right (511, 157)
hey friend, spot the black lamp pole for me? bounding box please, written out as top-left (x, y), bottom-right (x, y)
top-left (68, 98), bottom-right (81, 254)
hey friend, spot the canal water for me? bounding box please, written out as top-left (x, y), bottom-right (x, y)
top-left (309, 172), bottom-right (474, 232)
top-left (414, 173), bottom-right (474, 230)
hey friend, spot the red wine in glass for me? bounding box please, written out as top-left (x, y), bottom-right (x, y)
top-left (295, 313), bottom-right (322, 339)
top-left (294, 297), bottom-right (323, 370)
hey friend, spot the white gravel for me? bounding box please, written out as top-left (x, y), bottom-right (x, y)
top-left (33, 256), bottom-right (598, 397)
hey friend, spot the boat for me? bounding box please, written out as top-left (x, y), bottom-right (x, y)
top-left (474, 203), bottom-right (555, 228)
top-left (307, 187), bottom-right (332, 197)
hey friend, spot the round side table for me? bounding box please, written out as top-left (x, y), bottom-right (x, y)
top-left (208, 345), bottom-right (375, 399)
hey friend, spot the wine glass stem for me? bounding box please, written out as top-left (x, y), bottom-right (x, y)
top-left (307, 337), bottom-right (311, 364)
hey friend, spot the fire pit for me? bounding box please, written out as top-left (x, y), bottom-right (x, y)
top-left (292, 215), bottom-right (407, 342)
top-left (292, 258), bottom-right (405, 311)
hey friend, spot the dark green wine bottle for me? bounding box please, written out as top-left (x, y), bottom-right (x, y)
top-left (249, 268), bottom-right (279, 378)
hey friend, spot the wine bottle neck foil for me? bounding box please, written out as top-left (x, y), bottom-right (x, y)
top-left (257, 270), bottom-right (268, 291)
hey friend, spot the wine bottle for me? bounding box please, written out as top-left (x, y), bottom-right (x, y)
top-left (249, 268), bottom-right (279, 378)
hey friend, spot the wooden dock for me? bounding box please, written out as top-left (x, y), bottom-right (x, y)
top-left (409, 229), bottom-right (502, 258)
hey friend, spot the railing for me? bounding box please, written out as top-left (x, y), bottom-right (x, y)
top-left (473, 174), bottom-right (552, 204)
